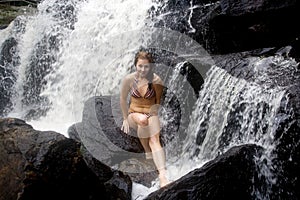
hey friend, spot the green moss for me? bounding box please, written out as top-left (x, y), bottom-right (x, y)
top-left (0, 4), bottom-right (18, 25)
top-left (0, 4), bottom-right (36, 27)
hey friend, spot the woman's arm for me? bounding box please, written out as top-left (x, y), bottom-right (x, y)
top-left (154, 75), bottom-right (164, 105)
top-left (120, 75), bottom-right (131, 120)
top-left (120, 75), bottom-right (131, 133)
top-left (149, 75), bottom-right (164, 116)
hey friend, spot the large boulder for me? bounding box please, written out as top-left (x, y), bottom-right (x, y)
top-left (153, 0), bottom-right (300, 55)
top-left (69, 96), bottom-right (160, 187)
top-left (146, 144), bottom-right (263, 200)
top-left (68, 93), bottom-right (183, 187)
top-left (0, 118), bottom-right (132, 200)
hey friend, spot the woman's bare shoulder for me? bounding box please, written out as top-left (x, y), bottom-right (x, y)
top-left (153, 73), bottom-right (163, 85)
top-left (123, 72), bottom-right (135, 81)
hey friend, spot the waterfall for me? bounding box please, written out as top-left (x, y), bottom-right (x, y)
top-left (1, 0), bottom-right (299, 199)
top-left (166, 54), bottom-right (298, 199)
top-left (1, 0), bottom-right (157, 134)
top-left (1, 0), bottom-right (82, 130)
top-left (182, 65), bottom-right (285, 162)
top-left (29, 0), bottom-right (156, 134)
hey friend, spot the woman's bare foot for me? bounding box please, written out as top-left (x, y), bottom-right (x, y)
top-left (159, 173), bottom-right (170, 188)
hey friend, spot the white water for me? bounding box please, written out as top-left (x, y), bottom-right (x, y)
top-left (13, 0), bottom-right (156, 135)
top-left (6, 0), bottom-right (83, 132)
top-left (184, 65), bottom-right (285, 161)
top-left (171, 56), bottom-right (294, 199)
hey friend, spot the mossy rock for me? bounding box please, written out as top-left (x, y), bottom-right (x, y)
top-left (0, 3), bottom-right (36, 28)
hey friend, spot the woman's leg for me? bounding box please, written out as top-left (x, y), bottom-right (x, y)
top-left (127, 113), bottom-right (138, 130)
top-left (130, 112), bottom-right (148, 126)
top-left (129, 113), bottom-right (169, 186)
top-left (128, 113), bottom-right (152, 158)
top-left (147, 116), bottom-right (169, 187)
top-left (149, 133), bottom-right (169, 187)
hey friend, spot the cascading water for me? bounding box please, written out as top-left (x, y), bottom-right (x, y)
top-left (1, 0), bottom-right (299, 199)
top-left (2, 0), bottom-right (81, 126)
top-left (183, 65), bottom-right (285, 163)
top-left (1, 0), bottom-right (157, 134)
top-left (169, 54), bottom-right (298, 199)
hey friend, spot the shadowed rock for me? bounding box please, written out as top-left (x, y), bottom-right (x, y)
top-left (146, 144), bottom-right (263, 200)
top-left (153, 0), bottom-right (300, 54)
top-left (0, 118), bottom-right (132, 200)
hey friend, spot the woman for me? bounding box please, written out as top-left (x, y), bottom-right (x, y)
top-left (120, 51), bottom-right (169, 187)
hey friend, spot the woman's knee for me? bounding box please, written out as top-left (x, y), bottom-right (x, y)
top-left (133, 114), bottom-right (148, 126)
top-left (139, 117), bottom-right (148, 126)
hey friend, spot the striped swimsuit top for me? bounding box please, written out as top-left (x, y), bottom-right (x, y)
top-left (131, 77), bottom-right (155, 99)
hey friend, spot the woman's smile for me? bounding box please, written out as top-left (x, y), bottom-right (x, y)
top-left (136, 59), bottom-right (151, 78)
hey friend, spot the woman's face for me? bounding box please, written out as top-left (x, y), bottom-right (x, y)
top-left (136, 58), bottom-right (151, 78)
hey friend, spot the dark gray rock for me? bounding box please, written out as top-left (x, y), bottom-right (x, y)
top-left (73, 96), bottom-right (160, 186)
top-left (70, 93), bottom-right (185, 187)
top-left (153, 0), bottom-right (300, 54)
top-left (68, 122), bottom-right (117, 182)
top-left (0, 118), bottom-right (132, 200)
top-left (81, 95), bottom-right (145, 155)
top-left (68, 121), bottom-right (157, 187)
top-left (0, 117), bottom-right (64, 200)
top-left (104, 171), bottom-right (132, 200)
top-left (146, 144), bottom-right (263, 200)
top-left (0, 1), bottom-right (40, 7)
top-left (67, 122), bottom-right (82, 142)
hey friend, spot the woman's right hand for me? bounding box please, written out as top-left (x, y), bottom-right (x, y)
top-left (121, 119), bottom-right (129, 134)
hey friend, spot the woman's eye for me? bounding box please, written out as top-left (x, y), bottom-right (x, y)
top-left (137, 64), bottom-right (150, 68)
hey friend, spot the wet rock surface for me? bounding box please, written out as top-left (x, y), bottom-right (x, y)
top-left (146, 144), bottom-right (263, 200)
top-left (0, 118), bottom-right (132, 200)
top-left (153, 0), bottom-right (300, 55)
